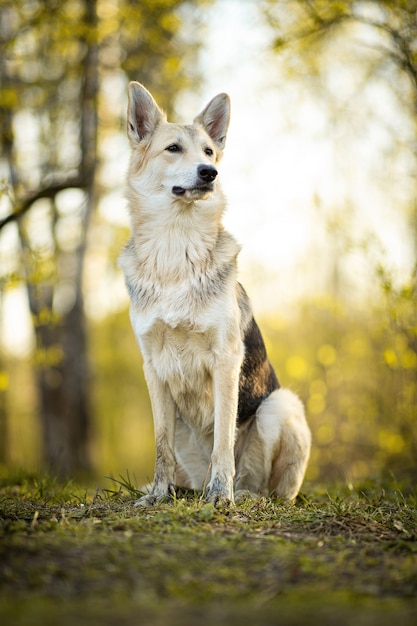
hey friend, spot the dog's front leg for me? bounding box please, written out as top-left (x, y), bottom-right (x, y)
top-left (207, 352), bottom-right (242, 506)
top-left (135, 360), bottom-right (176, 508)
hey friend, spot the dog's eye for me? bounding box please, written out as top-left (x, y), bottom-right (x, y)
top-left (166, 144), bottom-right (181, 153)
top-left (204, 147), bottom-right (214, 156)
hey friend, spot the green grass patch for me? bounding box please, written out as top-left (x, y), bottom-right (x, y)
top-left (1, 474), bottom-right (416, 625)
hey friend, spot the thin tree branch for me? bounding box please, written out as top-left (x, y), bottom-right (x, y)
top-left (0, 176), bottom-right (89, 231)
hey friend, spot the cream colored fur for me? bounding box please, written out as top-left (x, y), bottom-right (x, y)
top-left (119, 82), bottom-right (311, 506)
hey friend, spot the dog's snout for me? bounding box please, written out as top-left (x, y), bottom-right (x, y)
top-left (197, 164), bottom-right (218, 183)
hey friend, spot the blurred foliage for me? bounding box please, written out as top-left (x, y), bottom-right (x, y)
top-left (263, 0), bottom-right (417, 74)
top-left (264, 287), bottom-right (417, 484)
top-left (262, 0), bottom-right (417, 221)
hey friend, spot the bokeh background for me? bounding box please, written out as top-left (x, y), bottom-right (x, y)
top-left (1, 0), bottom-right (416, 486)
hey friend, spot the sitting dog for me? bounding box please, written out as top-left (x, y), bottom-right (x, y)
top-left (119, 82), bottom-right (311, 506)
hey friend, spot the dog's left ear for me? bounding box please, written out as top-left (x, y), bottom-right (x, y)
top-left (194, 93), bottom-right (230, 151)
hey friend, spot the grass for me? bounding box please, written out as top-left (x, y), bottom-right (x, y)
top-left (0, 473), bottom-right (416, 625)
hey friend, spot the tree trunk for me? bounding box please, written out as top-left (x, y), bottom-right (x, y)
top-left (15, 0), bottom-right (99, 476)
top-left (35, 295), bottom-right (92, 476)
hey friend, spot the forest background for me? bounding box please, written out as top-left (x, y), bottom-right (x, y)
top-left (0, 0), bottom-right (416, 489)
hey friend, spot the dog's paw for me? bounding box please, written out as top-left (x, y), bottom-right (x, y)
top-left (134, 484), bottom-right (176, 508)
top-left (206, 491), bottom-right (233, 508)
top-left (206, 483), bottom-right (233, 507)
top-left (206, 474), bottom-right (233, 507)
top-left (134, 494), bottom-right (164, 508)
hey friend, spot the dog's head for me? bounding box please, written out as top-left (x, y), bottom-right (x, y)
top-left (126, 82), bottom-right (230, 204)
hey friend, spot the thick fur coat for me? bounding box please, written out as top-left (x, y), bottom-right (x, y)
top-left (119, 82), bottom-right (311, 506)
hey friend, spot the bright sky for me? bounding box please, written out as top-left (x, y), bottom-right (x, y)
top-left (1, 0), bottom-right (415, 354)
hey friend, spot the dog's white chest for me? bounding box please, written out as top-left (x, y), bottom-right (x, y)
top-left (149, 321), bottom-right (216, 379)
top-left (139, 319), bottom-right (218, 432)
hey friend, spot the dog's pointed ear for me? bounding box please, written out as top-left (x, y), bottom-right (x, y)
top-left (194, 93), bottom-right (230, 150)
top-left (127, 82), bottom-right (165, 143)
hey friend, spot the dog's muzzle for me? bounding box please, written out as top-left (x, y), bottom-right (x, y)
top-left (172, 164), bottom-right (218, 197)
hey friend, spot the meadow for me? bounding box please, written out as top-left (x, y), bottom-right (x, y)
top-left (1, 474), bottom-right (416, 626)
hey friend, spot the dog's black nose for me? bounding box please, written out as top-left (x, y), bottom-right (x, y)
top-left (197, 164), bottom-right (218, 183)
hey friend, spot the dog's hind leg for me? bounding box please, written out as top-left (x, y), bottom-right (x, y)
top-left (235, 388), bottom-right (311, 501)
top-left (265, 388), bottom-right (311, 500)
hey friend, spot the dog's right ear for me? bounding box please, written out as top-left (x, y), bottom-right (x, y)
top-left (127, 82), bottom-right (165, 143)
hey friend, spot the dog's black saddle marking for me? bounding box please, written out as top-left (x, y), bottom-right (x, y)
top-left (237, 316), bottom-right (280, 426)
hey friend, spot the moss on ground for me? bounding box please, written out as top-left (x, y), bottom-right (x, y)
top-left (0, 475), bottom-right (416, 625)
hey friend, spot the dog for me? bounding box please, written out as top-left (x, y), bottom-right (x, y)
top-left (119, 82), bottom-right (311, 507)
